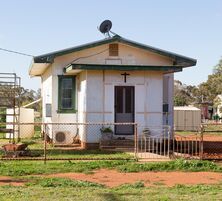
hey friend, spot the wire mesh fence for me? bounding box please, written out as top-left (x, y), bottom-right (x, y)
top-left (0, 122), bottom-right (176, 161)
top-left (2, 121), bottom-right (222, 161)
top-left (201, 123), bottom-right (222, 160)
top-left (0, 122), bottom-right (138, 161)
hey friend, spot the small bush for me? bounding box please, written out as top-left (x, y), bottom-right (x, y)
top-left (116, 181), bottom-right (145, 189)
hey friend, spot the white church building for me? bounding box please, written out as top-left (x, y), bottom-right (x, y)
top-left (29, 35), bottom-right (196, 148)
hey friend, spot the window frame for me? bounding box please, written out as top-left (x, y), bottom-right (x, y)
top-left (57, 75), bottom-right (76, 113)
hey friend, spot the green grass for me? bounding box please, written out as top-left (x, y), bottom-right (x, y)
top-left (0, 160), bottom-right (128, 176)
top-left (26, 177), bottom-right (104, 188)
top-left (116, 181), bottom-right (145, 189)
top-left (0, 136), bottom-right (134, 159)
top-left (175, 124), bottom-right (222, 136)
top-left (117, 159), bottom-right (222, 172)
top-left (203, 124), bottom-right (222, 132)
top-left (0, 182), bottom-right (222, 201)
top-left (175, 131), bottom-right (198, 136)
top-left (46, 149), bottom-right (133, 159)
top-left (0, 159), bottom-right (221, 177)
top-left (0, 160), bottom-right (222, 200)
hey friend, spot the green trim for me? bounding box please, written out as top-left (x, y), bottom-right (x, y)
top-left (64, 64), bottom-right (183, 73)
top-left (58, 75), bottom-right (76, 113)
top-left (34, 36), bottom-right (119, 63)
top-left (33, 35), bottom-right (196, 67)
top-left (57, 109), bottom-right (78, 114)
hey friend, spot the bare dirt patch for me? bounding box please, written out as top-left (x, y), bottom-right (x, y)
top-left (203, 135), bottom-right (222, 142)
top-left (46, 169), bottom-right (222, 187)
top-left (0, 176), bottom-right (26, 186)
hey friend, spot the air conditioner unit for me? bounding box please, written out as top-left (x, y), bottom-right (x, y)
top-left (53, 131), bottom-right (72, 144)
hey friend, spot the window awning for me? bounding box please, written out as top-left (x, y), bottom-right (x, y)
top-left (64, 63), bottom-right (183, 74)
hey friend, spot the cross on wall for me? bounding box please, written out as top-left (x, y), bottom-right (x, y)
top-left (121, 72), bottom-right (130, 83)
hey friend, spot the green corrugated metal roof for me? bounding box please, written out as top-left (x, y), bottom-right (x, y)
top-left (33, 35), bottom-right (196, 67)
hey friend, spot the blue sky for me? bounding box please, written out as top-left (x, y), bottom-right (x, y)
top-left (0, 0), bottom-right (221, 90)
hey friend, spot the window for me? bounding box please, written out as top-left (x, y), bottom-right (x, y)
top-left (109, 43), bottom-right (119, 56)
top-left (58, 76), bottom-right (76, 113)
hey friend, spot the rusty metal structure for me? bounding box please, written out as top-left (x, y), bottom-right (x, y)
top-left (0, 73), bottom-right (21, 142)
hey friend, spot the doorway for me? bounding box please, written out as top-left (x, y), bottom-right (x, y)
top-left (114, 86), bottom-right (135, 135)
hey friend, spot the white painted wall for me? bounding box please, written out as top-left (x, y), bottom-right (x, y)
top-left (77, 71), bottom-right (87, 142)
top-left (42, 66), bottom-right (52, 123)
top-left (85, 70), bottom-right (164, 142)
top-left (163, 73), bottom-right (174, 135)
top-left (40, 42), bottom-right (174, 143)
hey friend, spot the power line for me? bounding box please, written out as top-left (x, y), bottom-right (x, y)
top-left (65, 48), bottom-right (109, 67)
top-left (0, 47), bottom-right (34, 57)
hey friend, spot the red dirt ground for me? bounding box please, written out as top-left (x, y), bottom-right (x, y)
top-left (1, 169), bottom-right (222, 187)
top-left (46, 169), bottom-right (222, 187)
top-left (203, 135), bottom-right (222, 142)
top-left (175, 134), bottom-right (222, 159)
top-left (0, 176), bottom-right (26, 186)
top-left (175, 134), bottom-right (222, 141)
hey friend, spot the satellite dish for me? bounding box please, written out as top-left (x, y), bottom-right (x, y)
top-left (99, 20), bottom-right (112, 35)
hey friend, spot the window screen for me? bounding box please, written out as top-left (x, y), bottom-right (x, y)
top-left (58, 76), bottom-right (76, 112)
top-left (61, 78), bottom-right (73, 109)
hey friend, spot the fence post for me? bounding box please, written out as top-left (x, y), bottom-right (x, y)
top-left (43, 124), bottom-right (47, 164)
top-left (167, 126), bottom-right (170, 158)
top-left (134, 123), bottom-right (138, 160)
top-left (172, 127), bottom-right (175, 158)
top-left (200, 124), bottom-right (204, 160)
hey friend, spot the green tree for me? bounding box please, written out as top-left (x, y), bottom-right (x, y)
top-left (20, 88), bottom-right (41, 111)
top-left (197, 58), bottom-right (222, 103)
top-left (174, 80), bottom-right (197, 106)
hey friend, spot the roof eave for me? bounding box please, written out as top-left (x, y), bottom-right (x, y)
top-left (118, 37), bottom-right (197, 67)
top-left (29, 60), bottom-right (51, 77)
top-left (33, 36), bottom-right (120, 64)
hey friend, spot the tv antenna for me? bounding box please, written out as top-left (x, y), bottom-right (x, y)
top-left (98, 20), bottom-right (117, 38)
